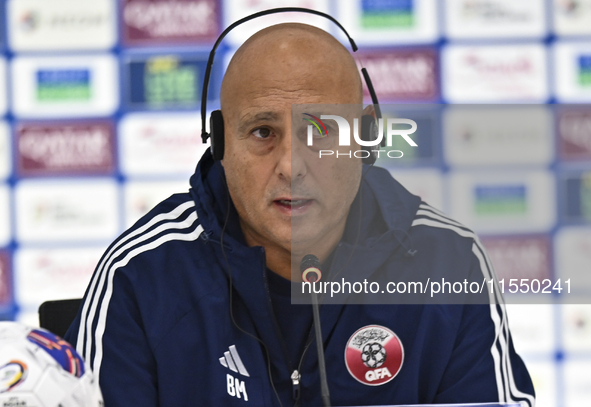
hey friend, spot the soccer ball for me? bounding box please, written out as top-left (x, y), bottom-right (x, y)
top-left (361, 342), bottom-right (387, 368)
top-left (0, 322), bottom-right (103, 407)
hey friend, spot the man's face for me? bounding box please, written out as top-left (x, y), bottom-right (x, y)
top-left (220, 36), bottom-right (362, 259)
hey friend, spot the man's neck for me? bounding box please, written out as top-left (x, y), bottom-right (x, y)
top-left (268, 240), bottom-right (341, 281)
top-left (241, 226), bottom-right (345, 281)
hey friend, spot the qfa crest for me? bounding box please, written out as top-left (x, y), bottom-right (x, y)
top-left (344, 325), bottom-right (404, 386)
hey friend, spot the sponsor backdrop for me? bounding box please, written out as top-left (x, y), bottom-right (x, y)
top-left (0, 0), bottom-right (590, 405)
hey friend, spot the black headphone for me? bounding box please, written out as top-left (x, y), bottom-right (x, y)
top-left (200, 7), bottom-right (384, 165)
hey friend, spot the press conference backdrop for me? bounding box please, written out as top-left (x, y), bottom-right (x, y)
top-left (0, 0), bottom-right (590, 405)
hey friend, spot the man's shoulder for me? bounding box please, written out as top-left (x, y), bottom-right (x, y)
top-left (128, 192), bottom-right (198, 232)
top-left (411, 201), bottom-right (476, 241)
top-left (409, 201), bottom-right (484, 262)
top-left (71, 192), bottom-right (227, 356)
top-left (90, 191), bottom-right (224, 330)
top-left (366, 165), bottom-right (418, 204)
top-left (100, 192), bottom-right (205, 278)
top-left (406, 201), bottom-right (495, 292)
top-left (369, 166), bottom-right (478, 246)
top-left (363, 165), bottom-right (422, 232)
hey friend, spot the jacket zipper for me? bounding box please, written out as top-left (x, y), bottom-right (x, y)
top-left (261, 261), bottom-right (299, 404)
top-left (262, 244), bottom-right (342, 406)
top-left (290, 370), bottom-right (301, 401)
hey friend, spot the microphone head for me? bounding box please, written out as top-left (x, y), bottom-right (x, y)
top-left (300, 254), bottom-right (322, 283)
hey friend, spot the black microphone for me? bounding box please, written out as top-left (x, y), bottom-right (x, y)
top-left (300, 254), bottom-right (331, 407)
top-left (301, 254), bottom-right (322, 283)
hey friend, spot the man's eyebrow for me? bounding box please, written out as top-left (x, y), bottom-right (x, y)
top-left (237, 112), bottom-right (281, 133)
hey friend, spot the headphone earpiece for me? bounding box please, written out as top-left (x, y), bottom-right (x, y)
top-left (361, 114), bottom-right (379, 165)
top-left (210, 110), bottom-right (225, 161)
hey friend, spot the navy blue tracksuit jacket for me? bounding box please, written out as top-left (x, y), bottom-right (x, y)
top-left (66, 151), bottom-right (535, 406)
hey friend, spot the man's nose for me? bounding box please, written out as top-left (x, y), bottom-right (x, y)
top-left (275, 129), bottom-right (307, 182)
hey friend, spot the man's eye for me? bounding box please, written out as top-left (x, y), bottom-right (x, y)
top-left (251, 128), bottom-right (272, 139)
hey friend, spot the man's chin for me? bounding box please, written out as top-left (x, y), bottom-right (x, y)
top-left (289, 230), bottom-right (330, 254)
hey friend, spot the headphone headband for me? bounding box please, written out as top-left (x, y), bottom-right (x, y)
top-left (200, 7), bottom-right (380, 144)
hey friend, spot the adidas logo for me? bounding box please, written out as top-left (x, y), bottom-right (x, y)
top-left (219, 345), bottom-right (250, 377)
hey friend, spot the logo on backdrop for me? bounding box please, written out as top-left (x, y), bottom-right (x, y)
top-left (36, 69), bottom-right (91, 102)
top-left (356, 49), bottom-right (439, 101)
top-left (361, 0), bottom-right (414, 29)
top-left (17, 122), bottom-right (115, 175)
top-left (19, 11), bottom-right (39, 32)
top-left (122, 0), bottom-right (219, 45)
top-left (344, 325), bottom-right (404, 386)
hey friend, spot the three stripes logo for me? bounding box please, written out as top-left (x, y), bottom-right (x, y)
top-left (220, 345), bottom-right (250, 401)
top-left (219, 344), bottom-right (250, 377)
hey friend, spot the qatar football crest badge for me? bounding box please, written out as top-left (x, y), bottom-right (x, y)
top-left (344, 325), bottom-right (404, 386)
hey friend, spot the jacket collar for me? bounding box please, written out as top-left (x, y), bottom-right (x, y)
top-left (189, 149), bottom-right (422, 310)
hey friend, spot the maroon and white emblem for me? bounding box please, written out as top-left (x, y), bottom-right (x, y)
top-left (344, 325), bottom-right (404, 386)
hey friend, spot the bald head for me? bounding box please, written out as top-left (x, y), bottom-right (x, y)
top-left (221, 23), bottom-right (363, 109)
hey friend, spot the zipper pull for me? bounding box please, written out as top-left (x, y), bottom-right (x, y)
top-left (291, 370), bottom-right (301, 400)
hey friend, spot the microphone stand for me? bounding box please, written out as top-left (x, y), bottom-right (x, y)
top-left (300, 254), bottom-right (331, 407)
top-left (311, 288), bottom-right (331, 407)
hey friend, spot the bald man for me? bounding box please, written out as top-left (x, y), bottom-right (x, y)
top-left (220, 23), bottom-right (364, 280)
top-left (65, 23), bottom-right (535, 407)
